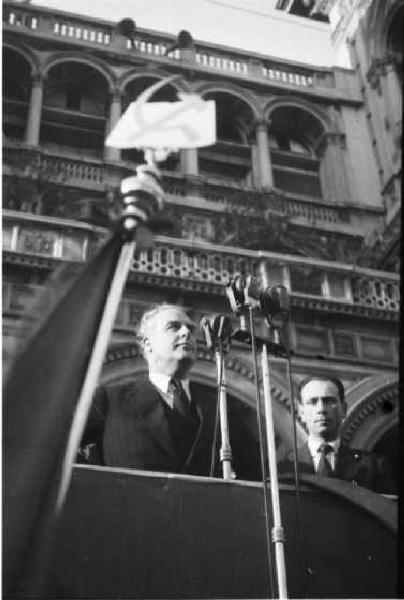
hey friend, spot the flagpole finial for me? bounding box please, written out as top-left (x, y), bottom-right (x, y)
top-left (119, 160), bottom-right (165, 236)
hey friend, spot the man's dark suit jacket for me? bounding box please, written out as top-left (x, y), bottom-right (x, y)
top-left (278, 442), bottom-right (396, 494)
top-left (81, 377), bottom-right (214, 476)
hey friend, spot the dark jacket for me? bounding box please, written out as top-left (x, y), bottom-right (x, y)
top-left (80, 377), bottom-right (214, 476)
top-left (278, 442), bottom-right (396, 494)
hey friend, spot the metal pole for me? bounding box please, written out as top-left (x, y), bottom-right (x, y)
top-left (215, 349), bottom-right (232, 480)
top-left (261, 342), bottom-right (288, 600)
top-left (56, 240), bottom-right (136, 512)
top-left (248, 307), bottom-right (275, 599)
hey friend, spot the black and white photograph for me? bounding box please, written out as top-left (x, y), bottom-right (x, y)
top-left (3, 0), bottom-right (401, 597)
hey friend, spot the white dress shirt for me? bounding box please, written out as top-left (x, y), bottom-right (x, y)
top-left (307, 436), bottom-right (341, 471)
top-left (149, 372), bottom-right (191, 409)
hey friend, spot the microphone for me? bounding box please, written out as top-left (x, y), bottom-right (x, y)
top-left (200, 314), bottom-right (232, 350)
top-left (225, 276), bottom-right (247, 315)
top-left (257, 261), bottom-right (290, 320)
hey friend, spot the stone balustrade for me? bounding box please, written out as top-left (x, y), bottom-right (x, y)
top-left (261, 65), bottom-right (313, 87)
top-left (195, 49), bottom-right (248, 75)
top-left (3, 210), bottom-right (105, 262)
top-left (3, 0), bottom-right (338, 92)
top-left (131, 37), bottom-right (180, 59)
top-left (52, 19), bottom-right (111, 45)
top-left (2, 211), bottom-right (400, 314)
top-left (4, 141), bottom-right (368, 230)
top-left (40, 154), bottom-right (104, 185)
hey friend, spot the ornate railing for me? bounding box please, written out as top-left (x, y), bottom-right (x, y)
top-left (40, 153), bottom-right (104, 185)
top-left (195, 49), bottom-right (248, 75)
top-left (2, 211), bottom-right (400, 313)
top-left (5, 141), bottom-right (381, 233)
top-left (52, 20), bottom-right (111, 45)
top-left (131, 37), bottom-right (180, 59)
top-left (2, 210), bottom-right (105, 262)
top-left (262, 64), bottom-right (313, 87)
top-left (3, 1), bottom-right (339, 92)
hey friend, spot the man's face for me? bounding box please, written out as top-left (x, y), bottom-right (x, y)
top-left (143, 307), bottom-right (197, 377)
top-left (299, 379), bottom-right (347, 442)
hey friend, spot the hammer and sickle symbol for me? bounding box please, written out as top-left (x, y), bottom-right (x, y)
top-left (132, 74), bottom-right (205, 144)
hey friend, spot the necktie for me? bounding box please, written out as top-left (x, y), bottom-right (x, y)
top-left (170, 378), bottom-right (190, 418)
top-left (317, 443), bottom-right (333, 476)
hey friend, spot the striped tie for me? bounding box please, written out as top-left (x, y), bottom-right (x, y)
top-left (317, 443), bottom-right (333, 476)
top-left (170, 378), bottom-right (190, 418)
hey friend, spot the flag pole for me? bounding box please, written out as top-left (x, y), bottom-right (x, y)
top-left (56, 240), bottom-right (135, 510)
top-left (56, 158), bottom-right (165, 513)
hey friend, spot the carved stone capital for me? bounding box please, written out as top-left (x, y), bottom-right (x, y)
top-left (379, 51), bottom-right (402, 71)
top-left (341, 381), bottom-right (399, 446)
top-left (366, 53), bottom-right (401, 89)
top-left (31, 72), bottom-right (45, 87)
top-left (316, 132), bottom-right (346, 156)
top-left (253, 117), bottom-right (271, 132)
top-left (110, 87), bottom-right (123, 103)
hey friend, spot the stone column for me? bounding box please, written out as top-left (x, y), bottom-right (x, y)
top-left (317, 132), bottom-right (352, 204)
top-left (254, 118), bottom-right (273, 188)
top-left (367, 57), bottom-right (395, 166)
top-left (180, 148), bottom-right (198, 175)
top-left (104, 88), bottom-right (122, 162)
top-left (381, 55), bottom-right (402, 157)
top-left (25, 73), bottom-right (44, 146)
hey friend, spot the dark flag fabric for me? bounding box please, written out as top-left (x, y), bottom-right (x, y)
top-left (3, 232), bottom-right (125, 597)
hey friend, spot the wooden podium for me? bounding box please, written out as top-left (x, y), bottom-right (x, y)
top-left (50, 465), bottom-right (397, 598)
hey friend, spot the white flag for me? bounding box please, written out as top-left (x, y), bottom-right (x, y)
top-left (106, 93), bottom-right (216, 150)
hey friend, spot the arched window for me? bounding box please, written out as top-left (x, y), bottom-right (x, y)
top-left (3, 48), bottom-right (32, 140)
top-left (41, 61), bottom-right (109, 156)
top-left (198, 92), bottom-right (254, 184)
top-left (268, 106), bottom-right (324, 198)
top-left (387, 5), bottom-right (403, 64)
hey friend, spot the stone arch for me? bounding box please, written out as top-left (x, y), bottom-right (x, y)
top-left (99, 342), bottom-right (306, 453)
top-left (342, 374), bottom-right (399, 451)
top-left (43, 51), bottom-right (116, 90)
top-left (264, 97), bottom-right (331, 199)
top-left (3, 42), bottom-right (39, 76)
top-left (3, 44), bottom-right (38, 140)
top-left (119, 69), bottom-right (191, 96)
top-left (193, 81), bottom-right (262, 119)
top-left (264, 96), bottom-right (334, 134)
top-left (385, 1), bottom-right (404, 61)
top-left (41, 55), bottom-right (111, 154)
top-left (365, 0), bottom-right (404, 59)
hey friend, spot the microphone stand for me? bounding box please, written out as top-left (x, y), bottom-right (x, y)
top-left (200, 315), bottom-right (233, 480)
top-left (259, 336), bottom-right (288, 600)
top-left (227, 276), bottom-right (290, 599)
top-left (258, 271), bottom-right (307, 598)
top-left (247, 310), bottom-right (288, 600)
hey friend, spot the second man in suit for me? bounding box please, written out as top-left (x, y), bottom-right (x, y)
top-left (278, 375), bottom-right (396, 494)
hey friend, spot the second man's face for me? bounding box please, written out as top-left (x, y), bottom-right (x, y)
top-left (299, 379), bottom-right (347, 442)
top-left (144, 307), bottom-right (197, 376)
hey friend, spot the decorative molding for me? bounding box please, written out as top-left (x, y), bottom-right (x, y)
top-left (366, 53), bottom-right (402, 89)
top-left (342, 380), bottom-right (399, 447)
top-left (42, 50), bottom-right (116, 90)
top-left (2, 250), bottom-right (399, 322)
top-left (316, 132), bottom-right (347, 156)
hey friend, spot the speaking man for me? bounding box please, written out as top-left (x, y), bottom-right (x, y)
top-left (278, 375), bottom-right (396, 494)
top-left (81, 303), bottom-right (213, 475)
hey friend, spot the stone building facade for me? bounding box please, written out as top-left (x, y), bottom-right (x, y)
top-left (2, 0), bottom-right (401, 477)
